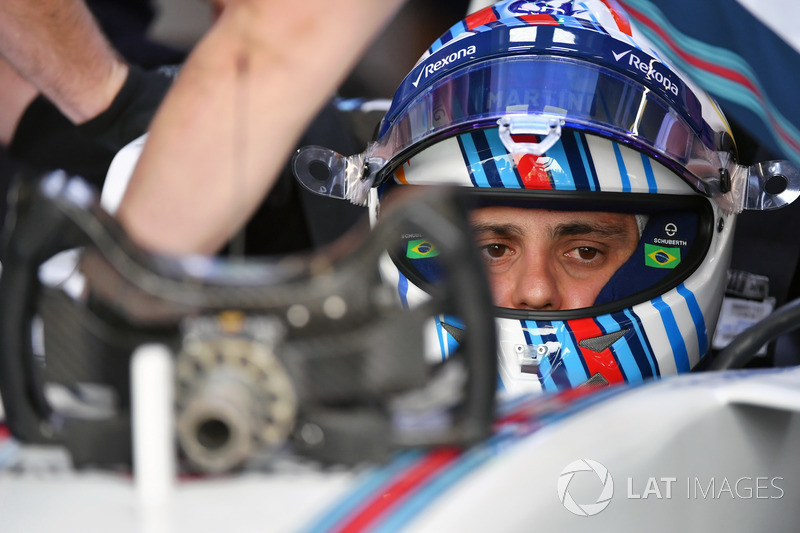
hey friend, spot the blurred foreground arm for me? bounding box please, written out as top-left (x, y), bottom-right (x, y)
top-left (0, 0), bottom-right (128, 126)
top-left (0, 0), bottom-right (171, 184)
top-left (117, 0), bottom-right (407, 254)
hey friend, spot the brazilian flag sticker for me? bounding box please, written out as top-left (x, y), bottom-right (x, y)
top-left (645, 243), bottom-right (681, 269)
top-left (407, 239), bottom-right (439, 259)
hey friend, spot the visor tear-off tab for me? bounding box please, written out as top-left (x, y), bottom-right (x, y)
top-left (741, 160), bottom-right (800, 211)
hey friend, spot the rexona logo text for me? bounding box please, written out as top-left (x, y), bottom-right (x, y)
top-left (412, 45), bottom-right (477, 88)
top-left (612, 49), bottom-right (679, 97)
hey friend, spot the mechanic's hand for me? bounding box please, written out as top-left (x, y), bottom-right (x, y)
top-left (9, 65), bottom-right (174, 185)
top-left (76, 65), bottom-right (174, 153)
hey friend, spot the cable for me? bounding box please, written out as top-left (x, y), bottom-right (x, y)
top-left (710, 297), bottom-right (800, 370)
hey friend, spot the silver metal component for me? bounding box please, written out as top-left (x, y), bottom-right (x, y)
top-left (174, 317), bottom-right (296, 474)
top-left (286, 304), bottom-right (311, 328)
top-left (497, 115), bottom-right (564, 156)
top-left (299, 423), bottom-right (325, 447)
top-left (515, 343), bottom-right (558, 376)
top-left (742, 160), bottom-right (800, 210)
top-left (322, 295), bottom-right (347, 320)
top-left (291, 145), bottom-right (381, 206)
top-left (515, 343), bottom-right (552, 359)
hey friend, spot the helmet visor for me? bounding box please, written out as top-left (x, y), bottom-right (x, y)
top-left (372, 56), bottom-right (730, 197)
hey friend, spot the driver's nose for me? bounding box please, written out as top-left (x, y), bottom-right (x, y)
top-left (502, 251), bottom-right (562, 311)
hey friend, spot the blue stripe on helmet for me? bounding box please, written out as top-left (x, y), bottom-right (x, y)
top-left (651, 295), bottom-right (691, 373)
top-left (457, 133), bottom-right (490, 188)
top-left (574, 131), bottom-right (599, 190)
top-left (523, 320), bottom-right (559, 392)
top-left (582, 4), bottom-right (607, 33)
top-left (537, 355), bottom-right (559, 392)
top-left (544, 323), bottom-right (576, 389)
top-left (483, 9), bottom-right (523, 30)
top-left (472, 130), bottom-right (505, 188)
top-left (612, 140), bottom-right (632, 192)
top-left (611, 310), bottom-right (655, 379)
top-left (559, 131), bottom-right (592, 191)
top-left (640, 152), bottom-right (658, 193)
top-left (434, 316), bottom-right (446, 362)
top-left (485, 128), bottom-right (523, 188)
top-left (497, 373), bottom-right (506, 391)
top-left (676, 283), bottom-right (709, 357)
top-left (442, 315), bottom-right (465, 358)
top-left (596, 314), bottom-right (643, 383)
top-left (560, 13), bottom-right (586, 31)
top-left (397, 272), bottom-right (409, 309)
top-left (559, 323), bottom-right (592, 387)
top-left (623, 307), bottom-right (660, 377)
top-left (429, 32), bottom-right (448, 54)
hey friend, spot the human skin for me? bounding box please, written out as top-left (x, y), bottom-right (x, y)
top-left (470, 206), bottom-right (640, 310)
top-left (0, 0), bottom-right (128, 127)
top-left (0, 56), bottom-right (38, 145)
top-left (117, 0), bottom-right (408, 255)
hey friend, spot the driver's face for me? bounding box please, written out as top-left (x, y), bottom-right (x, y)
top-left (471, 206), bottom-right (640, 310)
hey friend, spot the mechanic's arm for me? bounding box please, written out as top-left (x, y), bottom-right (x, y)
top-left (0, 0), bottom-right (172, 182)
top-left (0, 55), bottom-right (38, 146)
top-left (0, 0), bottom-right (128, 125)
top-left (117, 0), bottom-right (407, 255)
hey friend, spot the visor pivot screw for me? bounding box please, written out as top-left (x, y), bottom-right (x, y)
top-left (363, 160), bottom-right (378, 182)
top-left (719, 168), bottom-right (732, 194)
top-left (536, 345), bottom-right (548, 357)
top-left (717, 217), bottom-right (725, 233)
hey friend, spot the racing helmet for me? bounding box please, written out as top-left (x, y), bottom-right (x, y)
top-left (293, 0), bottom-right (800, 395)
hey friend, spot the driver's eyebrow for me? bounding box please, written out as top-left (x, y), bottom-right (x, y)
top-left (551, 221), bottom-right (633, 240)
top-left (470, 222), bottom-right (524, 237)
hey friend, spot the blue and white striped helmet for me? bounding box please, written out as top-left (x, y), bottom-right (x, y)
top-left (293, 0), bottom-right (799, 395)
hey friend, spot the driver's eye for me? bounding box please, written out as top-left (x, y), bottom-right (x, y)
top-left (485, 243), bottom-right (508, 258)
top-left (576, 247), bottom-right (599, 261)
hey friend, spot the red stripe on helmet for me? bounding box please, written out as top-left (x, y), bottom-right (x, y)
top-left (515, 152), bottom-right (553, 189)
top-left (569, 317), bottom-right (625, 384)
top-left (465, 6), bottom-right (498, 30)
top-left (599, 0), bottom-right (633, 36)
top-left (520, 13), bottom-right (560, 25)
